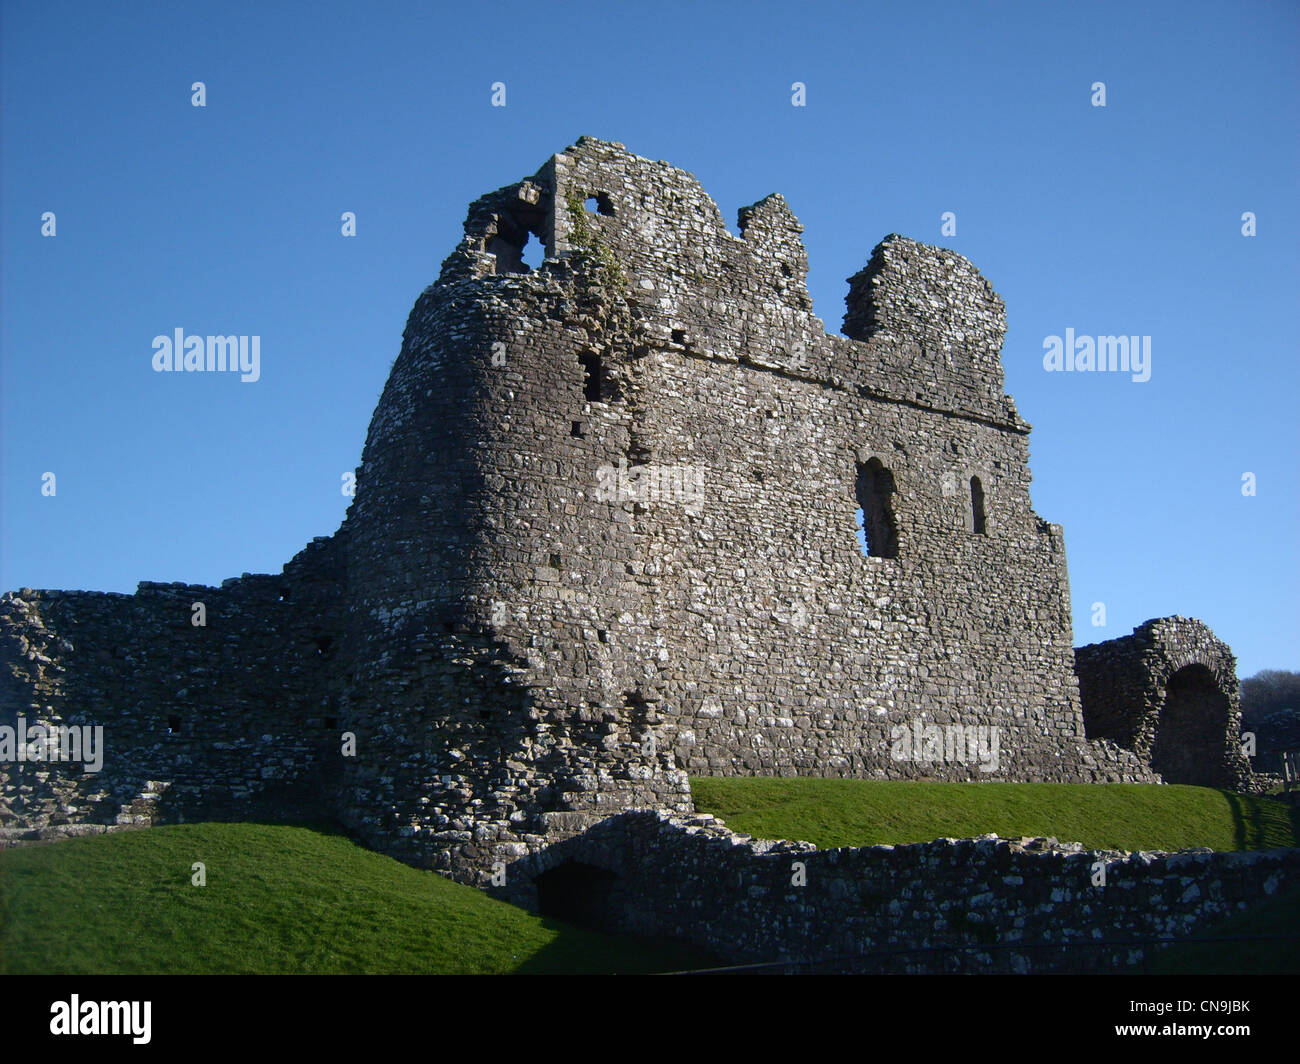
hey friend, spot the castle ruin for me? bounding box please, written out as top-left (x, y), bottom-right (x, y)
top-left (1, 138), bottom-right (1255, 889)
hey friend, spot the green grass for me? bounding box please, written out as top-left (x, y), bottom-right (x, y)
top-left (0, 822), bottom-right (712, 975)
top-left (689, 779), bottom-right (1300, 852)
top-left (5, 785), bottom-right (1295, 975)
top-left (1148, 886), bottom-right (1300, 974)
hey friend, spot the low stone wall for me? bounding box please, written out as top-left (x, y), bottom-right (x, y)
top-left (505, 810), bottom-right (1299, 973)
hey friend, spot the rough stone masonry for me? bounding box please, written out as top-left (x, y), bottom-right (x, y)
top-left (0, 138), bottom-right (1258, 892)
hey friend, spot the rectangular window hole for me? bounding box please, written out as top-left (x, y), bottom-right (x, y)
top-left (579, 351), bottom-right (602, 401)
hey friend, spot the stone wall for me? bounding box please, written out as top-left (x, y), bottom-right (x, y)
top-left (0, 536), bottom-right (346, 843)
top-left (506, 810), bottom-right (1299, 973)
top-left (1076, 618), bottom-right (1254, 789)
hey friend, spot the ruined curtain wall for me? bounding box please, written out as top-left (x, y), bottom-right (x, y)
top-left (0, 537), bottom-right (344, 843)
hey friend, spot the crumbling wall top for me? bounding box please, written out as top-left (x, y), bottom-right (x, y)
top-left (423, 137), bottom-right (1021, 426)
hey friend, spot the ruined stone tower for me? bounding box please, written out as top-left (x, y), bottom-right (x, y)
top-left (2, 138), bottom-right (1252, 884)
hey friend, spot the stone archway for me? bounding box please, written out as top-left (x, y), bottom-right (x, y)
top-left (1076, 617), bottom-right (1253, 790)
top-left (533, 860), bottom-right (626, 934)
top-left (1149, 664), bottom-right (1233, 786)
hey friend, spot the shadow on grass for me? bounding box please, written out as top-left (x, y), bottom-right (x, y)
top-left (1225, 789), bottom-right (1300, 851)
top-left (512, 920), bottom-right (720, 975)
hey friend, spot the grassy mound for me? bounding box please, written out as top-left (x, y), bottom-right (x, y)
top-left (0, 822), bottom-right (711, 975)
top-left (689, 779), bottom-right (1300, 852)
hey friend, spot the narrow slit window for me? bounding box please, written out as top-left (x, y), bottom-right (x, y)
top-left (579, 351), bottom-right (602, 401)
top-left (970, 476), bottom-right (987, 535)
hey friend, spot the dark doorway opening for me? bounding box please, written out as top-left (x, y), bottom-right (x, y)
top-left (533, 861), bottom-right (624, 934)
top-left (1150, 664), bottom-right (1233, 786)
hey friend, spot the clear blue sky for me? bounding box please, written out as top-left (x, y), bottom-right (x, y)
top-left (2, 1), bottom-right (1296, 677)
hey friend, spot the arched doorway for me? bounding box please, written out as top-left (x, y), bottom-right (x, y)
top-left (1149, 664), bottom-right (1233, 786)
top-left (533, 860), bottom-right (624, 934)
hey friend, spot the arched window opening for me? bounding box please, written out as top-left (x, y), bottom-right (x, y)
top-left (855, 458), bottom-right (899, 558)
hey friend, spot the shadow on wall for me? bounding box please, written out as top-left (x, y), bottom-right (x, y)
top-left (153, 774), bottom-right (340, 828)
